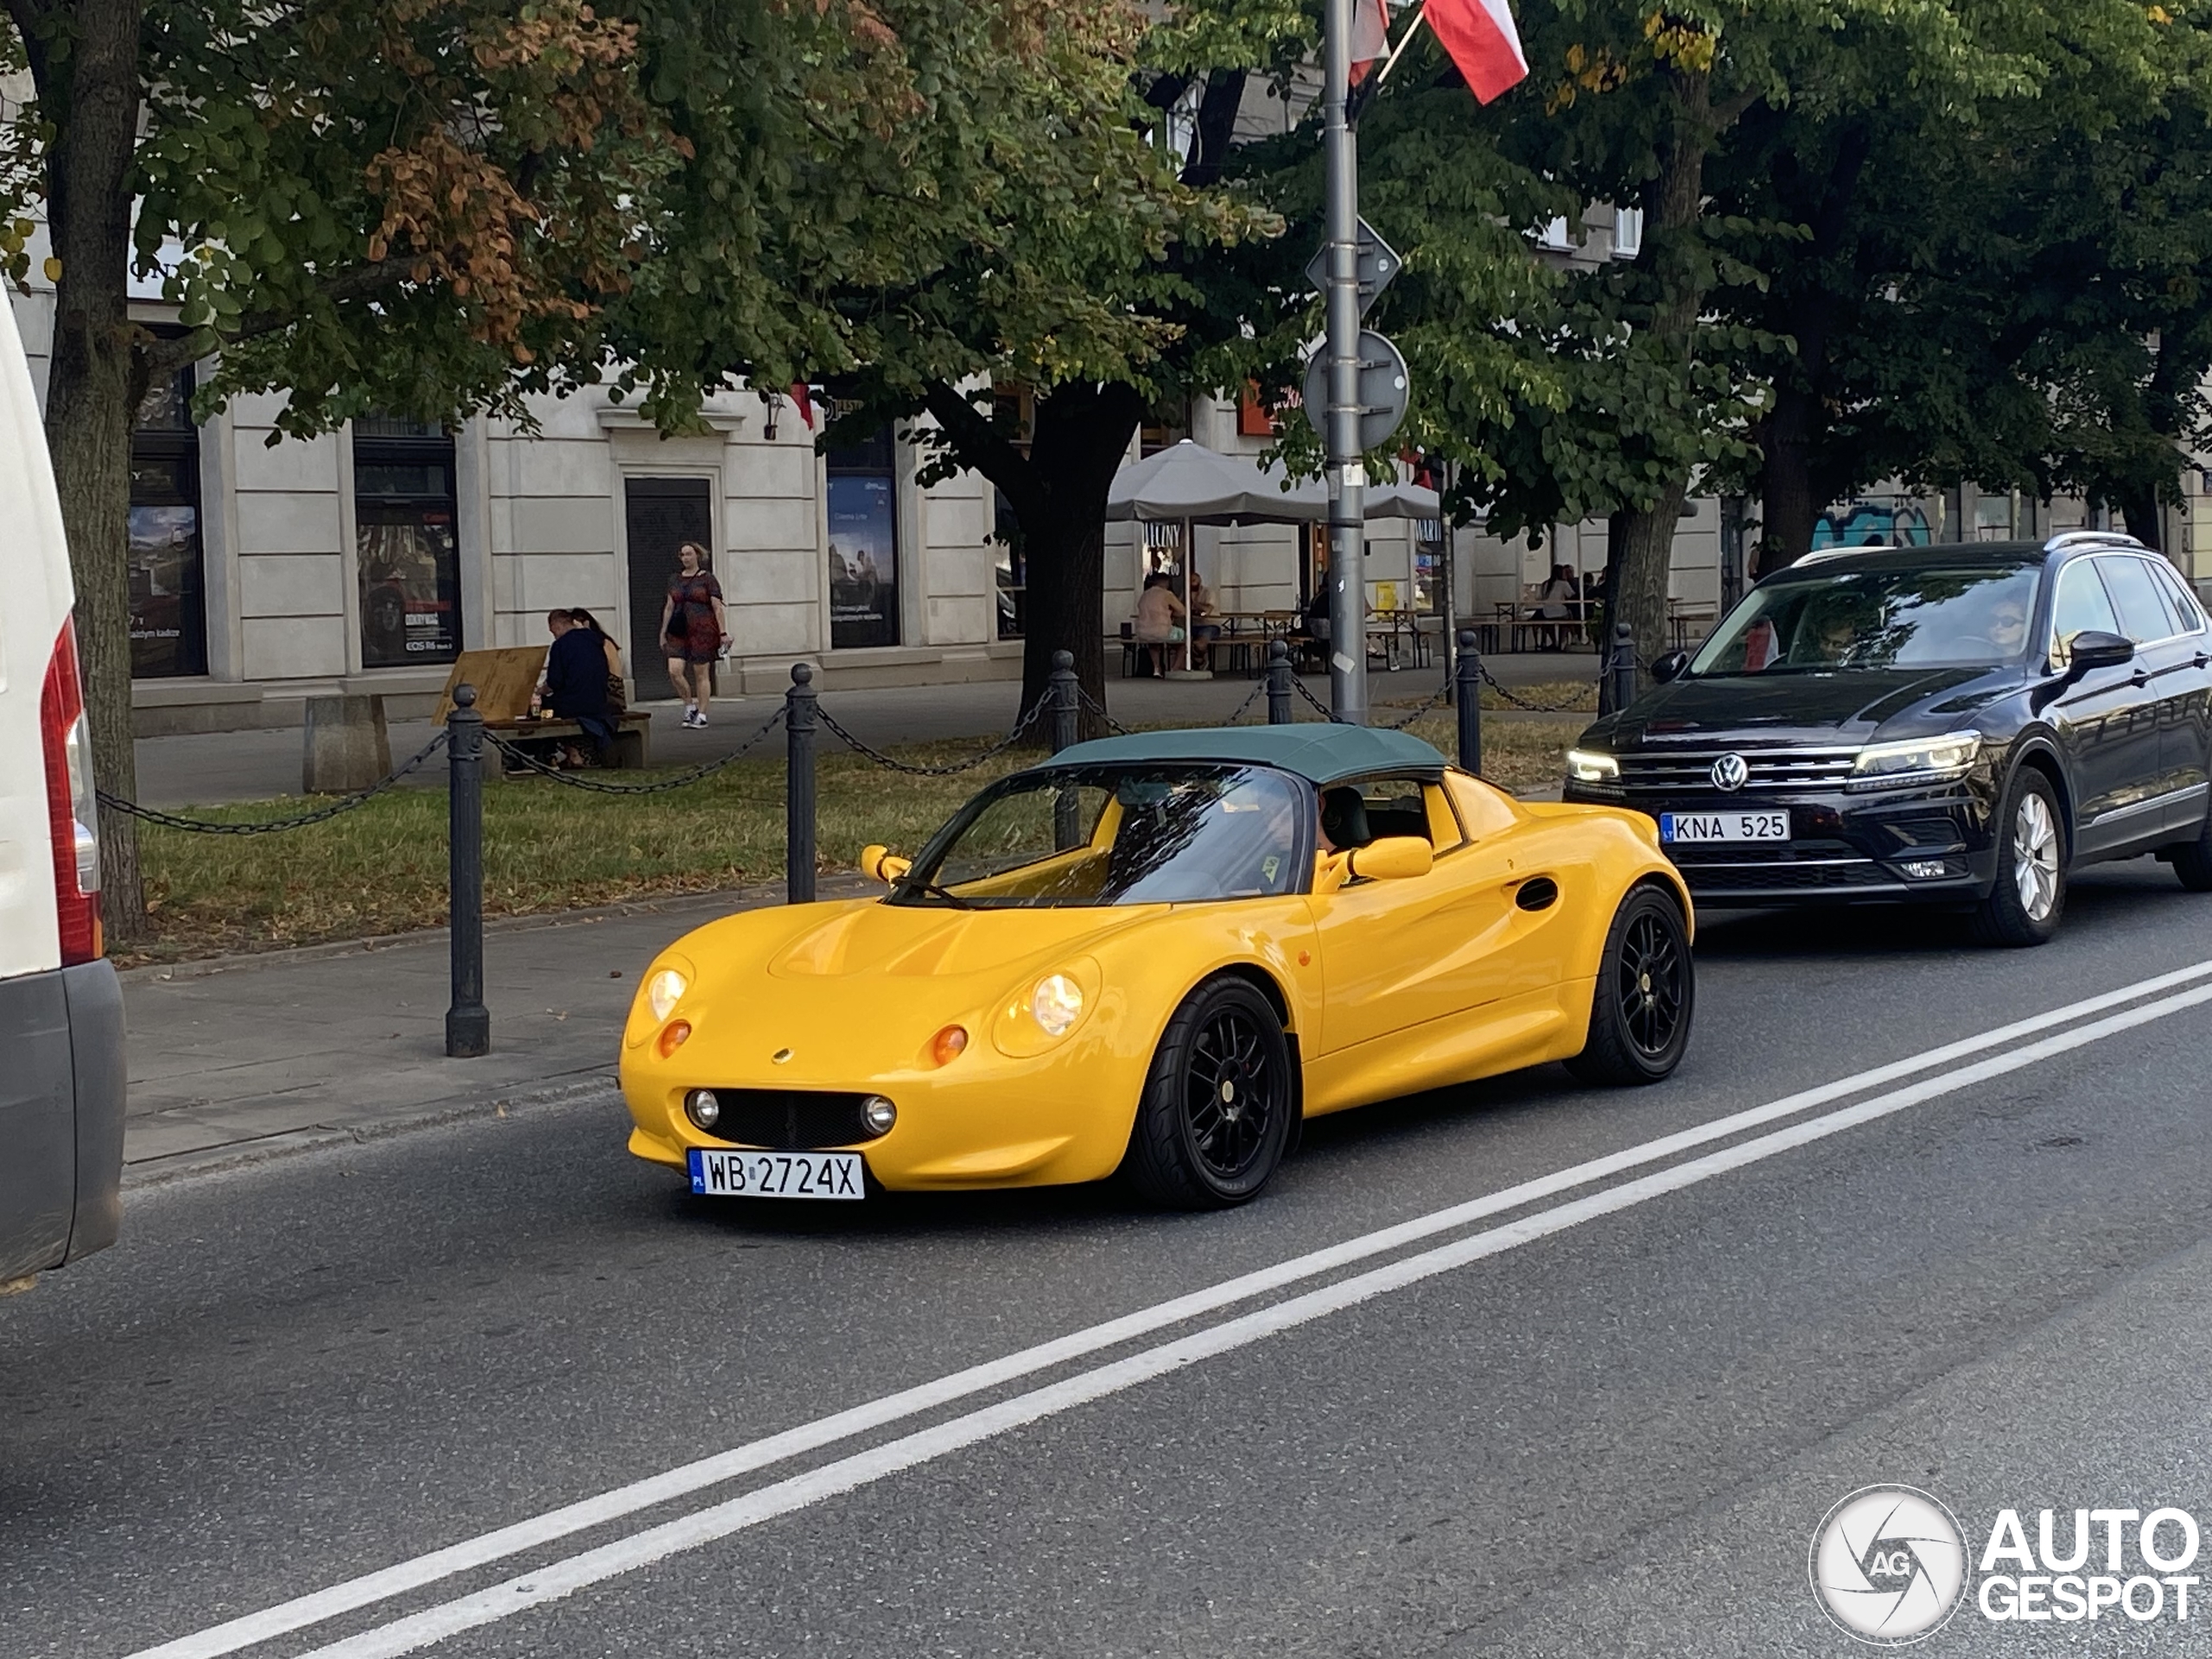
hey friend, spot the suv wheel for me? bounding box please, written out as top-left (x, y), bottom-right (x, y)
top-left (1971, 768), bottom-right (2065, 946)
top-left (2166, 798), bottom-right (2212, 892)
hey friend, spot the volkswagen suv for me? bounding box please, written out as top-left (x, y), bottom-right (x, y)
top-left (1560, 533), bottom-right (2212, 944)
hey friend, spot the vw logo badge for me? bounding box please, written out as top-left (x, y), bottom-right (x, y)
top-left (1710, 753), bottom-right (1750, 793)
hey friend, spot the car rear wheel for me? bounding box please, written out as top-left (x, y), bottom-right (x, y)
top-left (1971, 768), bottom-right (2064, 946)
top-left (1567, 884), bottom-right (1694, 1087)
top-left (2165, 801), bottom-right (2212, 892)
top-left (1122, 977), bottom-right (1294, 1210)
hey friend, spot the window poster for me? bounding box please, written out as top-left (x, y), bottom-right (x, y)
top-left (358, 503), bottom-right (461, 667)
top-left (828, 474), bottom-right (899, 649)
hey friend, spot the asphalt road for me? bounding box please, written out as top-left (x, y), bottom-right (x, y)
top-left (10, 861), bottom-right (2212, 1659)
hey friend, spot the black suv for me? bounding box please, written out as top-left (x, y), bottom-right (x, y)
top-left (1561, 533), bottom-right (2212, 944)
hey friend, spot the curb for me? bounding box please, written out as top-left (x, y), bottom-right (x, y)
top-left (123, 1074), bottom-right (621, 1189)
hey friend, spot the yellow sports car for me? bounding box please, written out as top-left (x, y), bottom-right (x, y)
top-left (620, 726), bottom-right (1694, 1209)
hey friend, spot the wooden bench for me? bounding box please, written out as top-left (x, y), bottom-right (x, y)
top-left (486, 711), bottom-right (652, 777)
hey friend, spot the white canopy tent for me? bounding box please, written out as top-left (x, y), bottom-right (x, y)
top-left (1103, 440), bottom-right (1443, 673)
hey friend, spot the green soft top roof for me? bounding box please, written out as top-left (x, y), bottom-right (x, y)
top-left (1042, 724), bottom-right (1450, 786)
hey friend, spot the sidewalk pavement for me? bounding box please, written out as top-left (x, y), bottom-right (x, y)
top-left (134, 655), bottom-right (1599, 809)
top-left (119, 879), bottom-right (862, 1184)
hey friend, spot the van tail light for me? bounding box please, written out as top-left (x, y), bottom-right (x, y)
top-left (40, 615), bottom-right (101, 964)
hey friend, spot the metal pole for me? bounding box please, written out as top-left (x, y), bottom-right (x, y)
top-left (444, 684), bottom-right (489, 1058)
top-left (1181, 518), bottom-right (1194, 674)
top-left (1609, 621), bottom-right (1638, 715)
top-left (1048, 649), bottom-right (1079, 753)
top-left (1324, 0), bottom-right (1369, 726)
top-left (1267, 639), bottom-right (1294, 725)
top-left (1455, 630), bottom-right (1483, 776)
top-left (1440, 461), bottom-right (1459, 702)
top-left (785, 663), bottom-right (817, 905)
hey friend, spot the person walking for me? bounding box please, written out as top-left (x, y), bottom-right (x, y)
top-left (658, 543), bottom-right (727, 728)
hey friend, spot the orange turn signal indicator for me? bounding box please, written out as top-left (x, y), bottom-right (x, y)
top-left (657, 1019), bottom-right (693, 1058)
top-left (931, 1024), bottom-right (969, 1067)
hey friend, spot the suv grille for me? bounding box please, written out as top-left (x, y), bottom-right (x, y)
top-left (699, 1090), bottom-right (883, 1149)
top-left (1616, 747), bottom-right (1859, 794)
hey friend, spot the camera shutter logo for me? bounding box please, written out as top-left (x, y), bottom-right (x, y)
top-left (1710, 752), bottom-right (1750, 793)
top-left (1809, 1485), bottom-right (1970, 1645)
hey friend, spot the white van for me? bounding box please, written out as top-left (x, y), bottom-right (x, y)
top-left (0, 291), bottom-right (124, 1286)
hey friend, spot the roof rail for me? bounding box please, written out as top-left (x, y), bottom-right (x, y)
top-left (1796, 544), bottom-right (1897, 566)
top-left (2044, 530), bottom-right (2145, 553)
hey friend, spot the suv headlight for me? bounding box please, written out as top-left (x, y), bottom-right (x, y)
top-left (1848, 732), bottom-right (1982, 790)
top-left (1567, 749), bottom-right (1621, 785)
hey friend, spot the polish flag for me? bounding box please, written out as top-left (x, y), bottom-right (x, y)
top-left (1427, 0), bottom-right (1528, 104)
top-left (1349, 0), bottom-right (1391, 85)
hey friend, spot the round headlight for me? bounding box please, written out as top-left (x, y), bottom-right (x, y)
top-left (684, 1088), bottom-right (721, 1129)
top-left (861, 1096), bottom-right (897, 1135)
top-left (1032, 973), bottom-right (1084, 1037)
top-left (646, 968), bottom-right (689, 1022)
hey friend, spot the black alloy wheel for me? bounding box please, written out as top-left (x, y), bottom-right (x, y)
top-left (1567, 884), bottom-right (1695, 1086)
top-left (2166, 798), bottom-right (2212, 893)
top-left (1122, 976), bottom-right (1294, 1209)
top-left (1970, 766), bottom-right (2066, 946)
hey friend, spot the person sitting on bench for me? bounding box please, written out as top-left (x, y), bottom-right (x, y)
top-left (543, 610), bottom-right (617, 766)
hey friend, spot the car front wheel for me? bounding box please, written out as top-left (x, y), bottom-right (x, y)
top-left (1122, 977), bottom-right (1294, 1210)
top-left (1972, 768), bottom-right (2065, 946)
top-left (1567, 883), bottom-right (1694, 1086)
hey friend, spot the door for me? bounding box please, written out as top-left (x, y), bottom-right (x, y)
top-left (2101, 552), bottom-right (2212, 836)
top-left (2082, 554), bottom-right (2193, 849)
top-left (2045, 556), bottom-right (2153, 858)
top-left (624, 477), bottom-right (714, 696)
top-left (1306, 776), bottom-right (1570, 1062)
top-left (2145, 557), bottom-right (2212, 830)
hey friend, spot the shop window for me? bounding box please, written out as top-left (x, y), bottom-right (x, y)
top-left (130, 360), bottom-right (207, 677)
top-left (993, 487), bottom-right (1027, 639)
top-left (354, 416), bottom-right (461, 668)
top-left (827, 426), bottom-right (900, 649)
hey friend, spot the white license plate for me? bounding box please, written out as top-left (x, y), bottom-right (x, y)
top-left (688, 1147), bottom-right (864, 1200)
top-left (1660, 810), bottom-right (1790, 844)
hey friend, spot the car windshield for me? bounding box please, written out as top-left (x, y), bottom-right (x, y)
top-left (890, 764), bottom-right (1310, 908)
top-left (1688, 563), bottom-right (2042, 675)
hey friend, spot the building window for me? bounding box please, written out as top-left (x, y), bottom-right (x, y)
top-left (353, 416), bottom-right (461, 668)
top-left (1537, 216), bottom-right (1573, 251)
top-left (993, 487), bottom-right (1026, 639)
top-left (130, 360), bottom-right (206, 678)
top-left (1612, 206), bottom-right (1643, 259)
top-left (827, 426), bottom-right (900, 649)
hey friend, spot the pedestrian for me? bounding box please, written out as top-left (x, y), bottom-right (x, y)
top-left (659, 542), bottom-right (727, 728)
top-left (543, 603), bottom-right (617, 766)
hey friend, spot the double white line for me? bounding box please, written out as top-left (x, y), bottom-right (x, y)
top-left (132, 960), bottom-right (2212, 1659)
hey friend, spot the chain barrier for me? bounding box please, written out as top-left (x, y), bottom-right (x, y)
top-left (97, 733), bottom-right (450, 835)
top-left (1075, 685), bottom-right (1132, 736)
top-left (1290, 677), bottom-right (1350, 723)
top-left (1376, 683), bottom-right (1453, 731)
top-left (1219, 677), bottom-right (1270, 726)
top-left (815, 695), bottom-right (1051, 777)
top-left (1477, 662), bottom-right (1598, 715)
top-left (483, 705), bottom-right (788, 794)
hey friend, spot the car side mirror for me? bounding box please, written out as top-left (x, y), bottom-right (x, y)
top-left (860, 844), bottom-right (912, 884)
top-left (1650, 650), bottom-right (1691, 684)
top-left (2065, 630), bottom-right (2135, 675)
top-left (1346, 836), bottom-right (1433, 881)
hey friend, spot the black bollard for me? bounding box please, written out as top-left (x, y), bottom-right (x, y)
top-left (786, 664), bottom-right (817, 905)
top-left (444, 684), bottom-right (489, 1058)
top-left (1455, 630), bottom-right (1483, 776)
top-left (1048, 649), bottom-right (1079, 753)
top-left (1609, 621), bottom-right (1638, 715)
top-left (1266, 639), bottom-right (1294, 725)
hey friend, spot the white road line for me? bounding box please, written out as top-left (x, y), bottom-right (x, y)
top-left (126, 958), bottom-right (2212, 1659)
top-left (289, 977), bottom-right (2212, 1659)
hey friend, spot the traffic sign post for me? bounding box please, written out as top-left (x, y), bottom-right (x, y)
top-left (1322, 0), bottom-right (1368, 725)
top-left (1302, 328), bottom-right (1409, 454)
top-left (1303, 219), bottom-right (1402, 317)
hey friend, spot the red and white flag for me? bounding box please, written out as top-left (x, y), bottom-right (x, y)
top-left (1426, 0), bottom-right (1528, 104)
top-left (1349, 0), bottom-right (1392, 85)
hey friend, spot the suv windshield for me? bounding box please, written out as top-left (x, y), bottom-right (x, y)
top-left (891, 764), bottom-right (1310, 908)
top-left (1690, 563), bottom-right (2040, 675)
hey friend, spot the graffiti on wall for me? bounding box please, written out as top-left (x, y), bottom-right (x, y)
top-left (1811, 499), bottom-right (1934, 550)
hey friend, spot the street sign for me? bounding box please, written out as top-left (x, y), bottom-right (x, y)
top-left (1304, 219), bottom-right (1402, 318)
top-left (1302, 329), bottom-right (1410, 452)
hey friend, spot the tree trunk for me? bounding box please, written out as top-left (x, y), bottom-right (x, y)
top-left (1757, 385), bottom-right (1821, 575)
top-left (1015, 382), bottom-right (1144, 734)
top-left (2118, 484), bottom-right (2164, 554)
top-left (1607, 481), bottom-right (1688, 697)
top-left (29, 0), bottom-right (152, 939)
